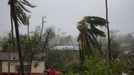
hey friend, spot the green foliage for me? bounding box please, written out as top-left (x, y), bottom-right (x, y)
top-left (110, 59), bottom-right (127, 74)
top-left (45, 50), bottom-right (65, 68)
top-left (63, 60), bottom-right (80, 73)
top-left (84, 55), bottom-right (108, 75)
top-left (60, 61), bottom-right (79, 75)
top-left (84, 16), bottom-right (107, 27)
top-left (46, 50), bottom-right (78, 69)
top-left (63, 71), bottom-right (79, 75)
top-left (21, 35), bottom-right (39, 54)
top-left (0, 33), bottom-right (14, 52)
top-left (84, 55), bottom-right (128, 75)
top-left (111, 40), bottom-right (120, 59)
top-left (64, 55), bottom-right (128, 75)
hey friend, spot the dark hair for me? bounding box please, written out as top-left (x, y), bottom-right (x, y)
top-left (45, 65), bottom-right (49, 69)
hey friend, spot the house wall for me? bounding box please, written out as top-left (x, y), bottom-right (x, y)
top-left (31, 61), bottom-right (44, 73)
top-left (2, 61), bottom-right (44, 73)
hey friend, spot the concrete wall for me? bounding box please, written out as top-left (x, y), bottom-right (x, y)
top-left (2, 61), bottom-right (44, 73)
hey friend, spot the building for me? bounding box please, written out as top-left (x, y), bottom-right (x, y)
top-left (49, 45), bottom-right (79, 63)
top-left (51, 45), bottom-right (79, 50)
top-left (0, 53), bottom-right (44, 75)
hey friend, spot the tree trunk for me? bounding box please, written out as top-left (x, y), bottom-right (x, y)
top-left (105, 0), bottom-right (111, 60)
top-left (10, 0), bottom-right (24, 75)
top-left (9, 0), bottom-right (15, 51)
top-left (10, 15), bottom-right (15, 51)
top-left (79, 39), bottom-right (85, 75)
top-left (40, 17), bottom-right (45, 41)
top-left (27, 24), bottom-right (30, 38)
top-left (26, 54), bottom-right (33, 75)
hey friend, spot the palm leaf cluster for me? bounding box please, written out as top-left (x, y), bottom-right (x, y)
top-left (77, 16), bottom-right (107, 56)
top-left (8, 0), bottom-right (35, 25)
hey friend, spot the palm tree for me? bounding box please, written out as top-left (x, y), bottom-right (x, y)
top-left (105, 0), bottom-right (111, 60)
top-left (77, 16), bottom-right (107, 73)
top-left (10, 12), bottom-right (15, 51)
top-left (8, 0), bottom-right (35, 75)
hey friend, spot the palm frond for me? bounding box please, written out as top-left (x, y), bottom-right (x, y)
top-left (21, 0), bottom-right (36, 8)
top-left (77, 16), bottom-right (106, 57)
top-left (85, 34), bottom-right (94, 55)
top-left (86, 32), bottom-right (101, 49)
top-left (84, 16), bottom-right (107, 27)
top-left (9, 0), bottom-right (35, 26)
top-left (18, 1), bottom-right (31, 13)
top-left (89, 28), bottom-right (105, 37)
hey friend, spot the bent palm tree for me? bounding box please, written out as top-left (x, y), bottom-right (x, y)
top-left (77, 16), bottom-right (107, 71)
top-left (8, 0), bottom-right (35, 75)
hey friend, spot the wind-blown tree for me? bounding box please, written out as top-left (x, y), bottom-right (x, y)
top-left (77, 16), bottom-right (107, 72)
top-left (8, 0), bottom-right (35, 75)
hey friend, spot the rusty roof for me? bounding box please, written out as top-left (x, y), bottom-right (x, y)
top-left (0, 53), bottom-right (19, 61)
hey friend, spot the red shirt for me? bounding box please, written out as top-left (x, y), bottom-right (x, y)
top-left (49, 68), bottom-right (55, 75)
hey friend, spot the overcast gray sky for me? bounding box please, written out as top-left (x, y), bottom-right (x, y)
top-left (0, 0), bottom-right (134, 37)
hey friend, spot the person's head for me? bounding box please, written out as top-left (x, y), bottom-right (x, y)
top-left (45, 65), bottom-right (49, 69)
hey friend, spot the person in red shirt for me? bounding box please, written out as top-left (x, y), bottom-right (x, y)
top-left (54, 68), bottom-right (59, 75)
top-left (48, 67), bottom-right (59, 75)
top-left (49, 67), bottom-right (56, 75)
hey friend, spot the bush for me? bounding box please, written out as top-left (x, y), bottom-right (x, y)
top-left (63, 55), bottom-right (128, 75)
top-left (84, 55), bottom-right (128, 75)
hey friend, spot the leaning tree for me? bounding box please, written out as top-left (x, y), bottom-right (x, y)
top-left (8, 0), bottom-right (35, 75)
top-left (77, 16), bottom-right (107, 73)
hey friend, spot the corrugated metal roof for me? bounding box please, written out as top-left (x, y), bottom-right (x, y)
top-left (52, 46), bottom-right (79, 50)
top-left (0, 53), bottom-right (19, 61)
top-left (0, 52), bottom-right (45, 61)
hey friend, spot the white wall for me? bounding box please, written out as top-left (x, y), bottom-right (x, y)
top-left (2, 61), bottom-right (44, 73)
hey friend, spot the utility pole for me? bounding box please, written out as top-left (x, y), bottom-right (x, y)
top-left (105, 0), bottom-right (111, 60)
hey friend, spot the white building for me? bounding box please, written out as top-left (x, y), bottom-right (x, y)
top-left (0, 53), bottom-right (44, 75)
